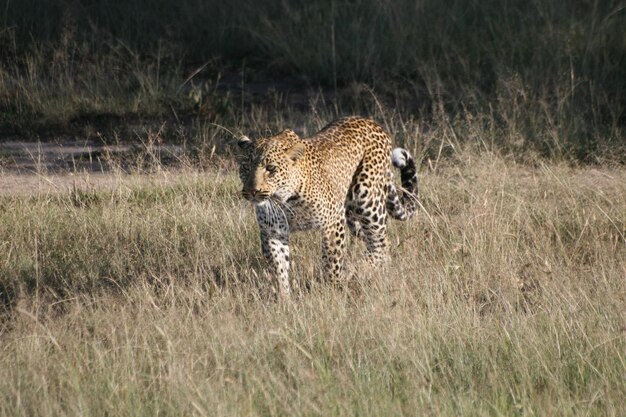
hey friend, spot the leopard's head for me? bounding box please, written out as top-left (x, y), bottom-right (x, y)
top-left (236, 129), bottom-right (306, 205)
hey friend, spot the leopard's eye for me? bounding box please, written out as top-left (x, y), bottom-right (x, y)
top-left (266, 164), bottom-right (277, 174)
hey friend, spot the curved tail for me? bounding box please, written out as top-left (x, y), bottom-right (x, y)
top-left (386, 148), bottom-right (418, 220)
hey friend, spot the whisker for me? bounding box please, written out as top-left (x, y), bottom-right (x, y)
top-left (273, 200), bottom-right (289, 221)
top-left (268, 199), bottom-right (279, 225)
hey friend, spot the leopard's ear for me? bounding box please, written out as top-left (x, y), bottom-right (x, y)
top-left (237, 135), bottom-right (252, 149)
top-left (281, 129), bottom-right (300, 140)
top-left (287, 142), bottom-right (306, 162)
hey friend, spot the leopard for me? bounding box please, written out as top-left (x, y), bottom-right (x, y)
top-left (236, 116), bottom-right (418, 297)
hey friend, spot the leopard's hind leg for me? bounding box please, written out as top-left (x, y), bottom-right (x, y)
top-left (345, 163), bottom-right (389, 266)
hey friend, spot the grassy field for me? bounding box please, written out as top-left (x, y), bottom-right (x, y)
top-left (1, 146), bottom-right (625, 416)
top-left (1, 0), bottom-right (625, 415)
top-left (1, 0), bottom-right (624, 160)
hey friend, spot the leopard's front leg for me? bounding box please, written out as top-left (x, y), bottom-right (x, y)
top-left (256, 204), bottom-right (291, 297)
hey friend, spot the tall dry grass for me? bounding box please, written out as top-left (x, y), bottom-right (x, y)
top-left (1, 0), bottom-right (624, 159)
top-left (1, 146), bottom-right (624, 416)
top-left (0, 1), bottom-right (624, 412)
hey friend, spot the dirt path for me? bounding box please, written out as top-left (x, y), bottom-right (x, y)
top-left (0, 141), bottom-right (194, 195)
top-left (0, 170), bottom-right (201, 195)
top-left (1, 140), bottom-right (184, 174)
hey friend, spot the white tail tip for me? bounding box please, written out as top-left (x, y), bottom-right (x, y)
top-left (392, 148), bottom-right (408, 168)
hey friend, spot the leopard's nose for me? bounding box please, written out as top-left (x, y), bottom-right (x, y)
top-left (242, 188), bottom-right (258, 201)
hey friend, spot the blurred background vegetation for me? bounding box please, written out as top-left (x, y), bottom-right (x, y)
top-left (0, 0), bottom-right (624, 161)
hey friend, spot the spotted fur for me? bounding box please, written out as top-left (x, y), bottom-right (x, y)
top-left (237, 117), bottom-right (418, 296)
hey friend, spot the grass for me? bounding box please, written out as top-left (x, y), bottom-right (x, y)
top-left (1, 0), bottom-right (624, 160)
top-left (0, 0), bottom-right (624, 414)
top-left (1, 148), bottom-right (625, 416)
